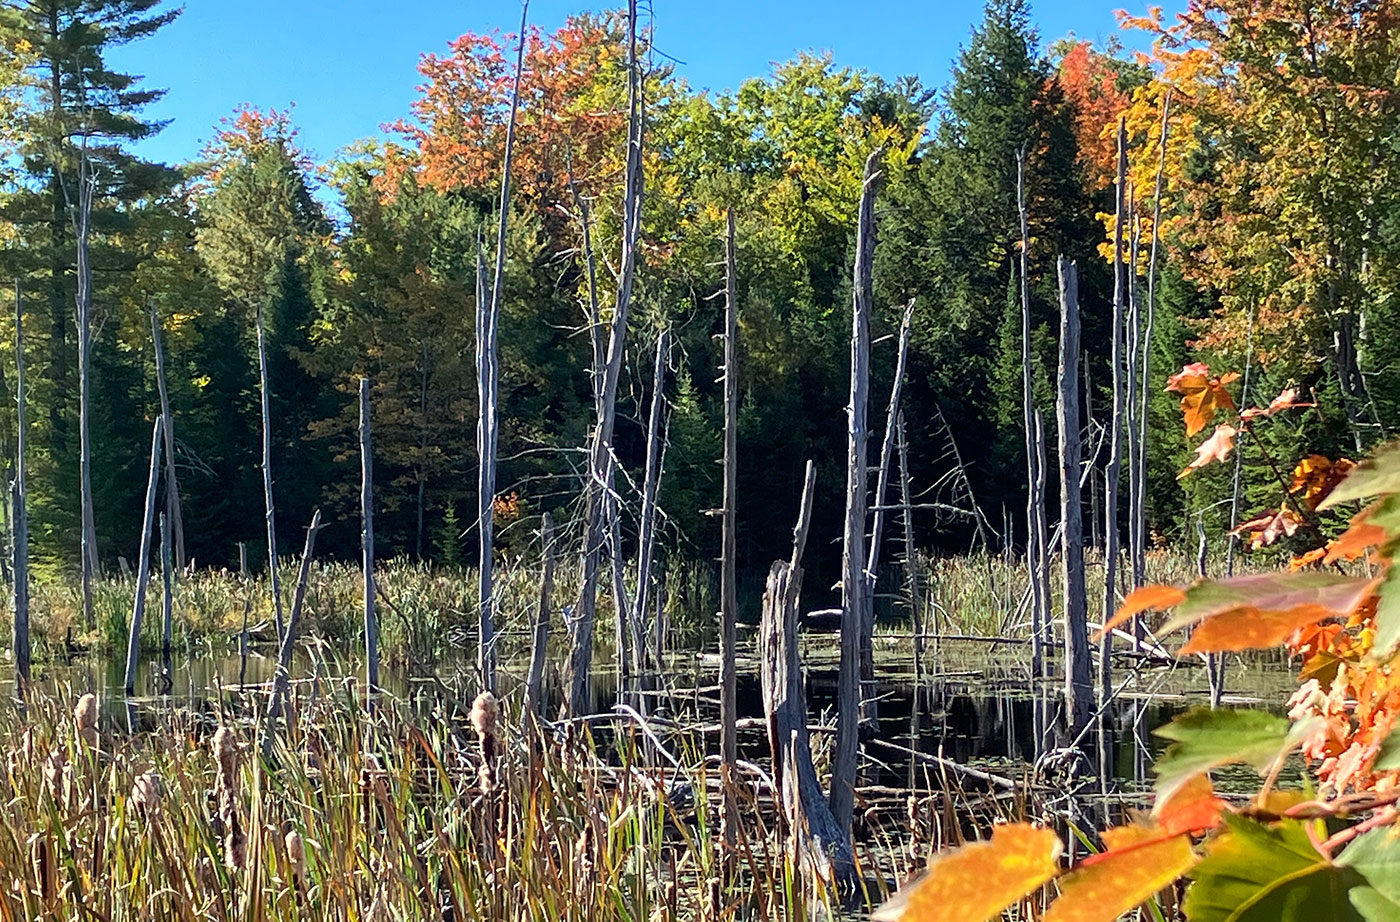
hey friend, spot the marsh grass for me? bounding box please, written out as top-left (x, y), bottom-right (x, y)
top-left (0, 681), bottom-right (878, 920)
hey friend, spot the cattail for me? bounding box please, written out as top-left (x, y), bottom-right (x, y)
top-left (132, 770), bottom-right (165, 820)
top-left (194, 854), bottom-right (219, 898)
top-left (470, 691), bottom-right (500, 794)
top-left (74, 693), bottom-right (98, 749)
top-left (223, 807), bottom-right (246, 871)
top-left (212, 726), bottom-right (237, 798)
top-left (286, 828), bottom-right (306, 893)
top-left (42, 749), bottom-right (70, 807)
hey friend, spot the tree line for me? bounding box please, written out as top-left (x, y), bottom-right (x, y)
top-left (0, 0), bottom-right (1395, 602)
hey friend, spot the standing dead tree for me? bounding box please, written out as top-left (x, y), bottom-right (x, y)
top-left (1017, 148), bottom-right (1051, 745)
top-left (566, 0), bottom-right (644, 716)
top-left (524, 513), bottom-right (556, 720)
top-left (760, 461), bottom-right (856, 891)
top-left (631, 325), bottom-right (669, 676)
top-left (719, 210), bottom-right (740, 849)
top-left (832, 152), bottom-right (882, 836)
top-left (123, 415), bottom-right (164, 696)
top-left (11, 279), bottom-right (29, 695)
top-left (1057, 259), bottom-right (1092, 739)
top-left (477, 0), bottom-right (529, 694)
top-left (67, 147), bottom-right (98, 630)
top-left (861, 298), bottom-right (915, 732)
top-left (151, 303), bottom-right (185, 571)
top-left (361, 378), bottom-right (379, 700)
top-left (1100, 118), bottom-right (1130, 780)
top-left (256, 303), bottom-right (284, 642)
top-left (262, 509), bottom-right (322, 755)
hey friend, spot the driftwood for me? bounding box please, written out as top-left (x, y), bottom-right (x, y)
top-left (11, 279), bottom-right (28, 694)
top-left (760, 460), bottom-right (856, 889)
top-left (123, 415), bottom-right (164, 696)
top-left (833, 152), bottom-right (882, 836)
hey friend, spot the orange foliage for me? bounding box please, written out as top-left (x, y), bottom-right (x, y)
top-left (1056, 41), bottom-right (1131, 192)
top-left (1165, 362), bottom-right (1238, 436)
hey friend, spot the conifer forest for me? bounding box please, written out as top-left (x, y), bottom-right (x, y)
top-left (3, 1), bottom-right (1400, 919)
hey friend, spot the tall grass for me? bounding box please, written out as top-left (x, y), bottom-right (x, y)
top-left (0, 682), bottom-right (861, 921)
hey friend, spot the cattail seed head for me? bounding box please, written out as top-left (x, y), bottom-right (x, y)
top-left (212, 726), bottom-right (238, 795)
top-left (470, 692), bottom-right (500, 794)
top-left (74, 694), bottom-right (98, 749)
top-left (132, 771), bottom-right (165, 819)
top-left (224, 809), bottom-right (246, 871)
top-left (285, 828), bottom-right (305, 884)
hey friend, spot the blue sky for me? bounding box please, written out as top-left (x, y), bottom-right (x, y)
top-left (107, 1), bottom-right (1163, 168)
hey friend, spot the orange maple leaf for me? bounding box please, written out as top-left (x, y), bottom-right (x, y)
top-left (1230, 507), bottom-right (1304, 550)
top-left (1179, 424), bottom-right (1236, 478)
top-left (1166, 363), bottom-right (1239, 436)
top-left (1240, 386), bottom-right (1316, 420)
top-left (1289, 455), bottom-right (1355, 510)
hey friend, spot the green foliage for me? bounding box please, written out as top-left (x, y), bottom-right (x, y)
top-left (1151, 708), bottom-right (1294, 801)
top-left (1185, 816), bottom-right (1363, 922)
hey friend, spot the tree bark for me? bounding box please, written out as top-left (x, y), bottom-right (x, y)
top-left (1057, 259), bottom-right (1092, 740)
top-left (831, 152), bottom-right (882, 835)
top-left (159, 511), bottom-right (173, 693)
top-left (123, 415), bottom-right (164, 696)
top-left (76, 162), bottom-right (96, 630)
top-left (566, 0), bottom-right (643, 716)
top-left (632, 326), bottom-right (669, 671)
top-left (760, 461), bottom-right (856, 891)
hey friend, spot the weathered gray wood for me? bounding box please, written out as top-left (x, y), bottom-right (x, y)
top-left (159, 512), bottom-right (173, 691)
top-left (75, 165), bottom-right (97, 630)
top-left (1219, 302), bottom-right (1256, 708)
top-left (832, 152), bottom-right (882, 835)
top-left (11, 278), bottom-right (29, 694)
top-left (477, 0), bottom-right (526, 694)
top-left (861, 299), bottom-right (914, 732)
top-left (1100, 118), bottom-right (1129, 783)
top-left (360, 378), bottom-right (379, 697)
top-left (263, 509), bottom-right (321, 754)
top-left (1017, 148), bottom-right (1050, 746)
top-left (759, 461), bottom-right (856, 890)
top-left (151, 303), bottom-right (185, 571)
top-left (566, 0), bottom-right (643, 716)
top-left (237, 541), bottom-right (250, 688)
top-left (632, 326), bottom-right (669, 669)
top-left (1057, 259), bottom-right (1092, 740)
top-left (256, 305), bottom-right (285, 642)
top-left (720, 209), bottom-right (740, 848)
top-left (123, 414), bottom-right (164, 696)
top-left (896, 411), bottom-right (922, 676)
top-left (524, 512), bottom-right (556, 719)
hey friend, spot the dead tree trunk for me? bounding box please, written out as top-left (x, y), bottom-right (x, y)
top-left (760, 461), bottom-right (856, 891)
top-left (632, 326), bottom-right (669, 673)
top-left (832, 152), bottom-right (882, 835)
top-left (360, 379), bottom-right (379, 699)
top-left (861, 298), bottom-right (914, 732)
top-left (151, 304), bottom-right (185, 571)
top-left (566, 0), bottom-right (643, 716)
top-left (263, 509), bottom-right (322, 755)
top-left (256, 305), bottom-right (284, 642)
top-left (720, 209), bottom-right (740, 849)
top-left (159, 512), bottom-right (173, 692)
top-left (1057, 259), bottom-right (1092, 740)
top-left (524, 512), bottom-right (556, 720)
top-left (123, 414), bottom-right (164, 696)
top-left (896, 411), bottom-right (922, 681)
top-left (75, 163), bottom-right (97, 630)
top-left (477, 0), bottom-right (527, 694)
top-left (1017, 148), bottom-right (1051, 743)
top-left (1137, 88), bottom-right (1172, 598)
top-left (1100, 119), bottom-right (1129, 780)
top-left (11, 279), bottom-right (29, 695)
